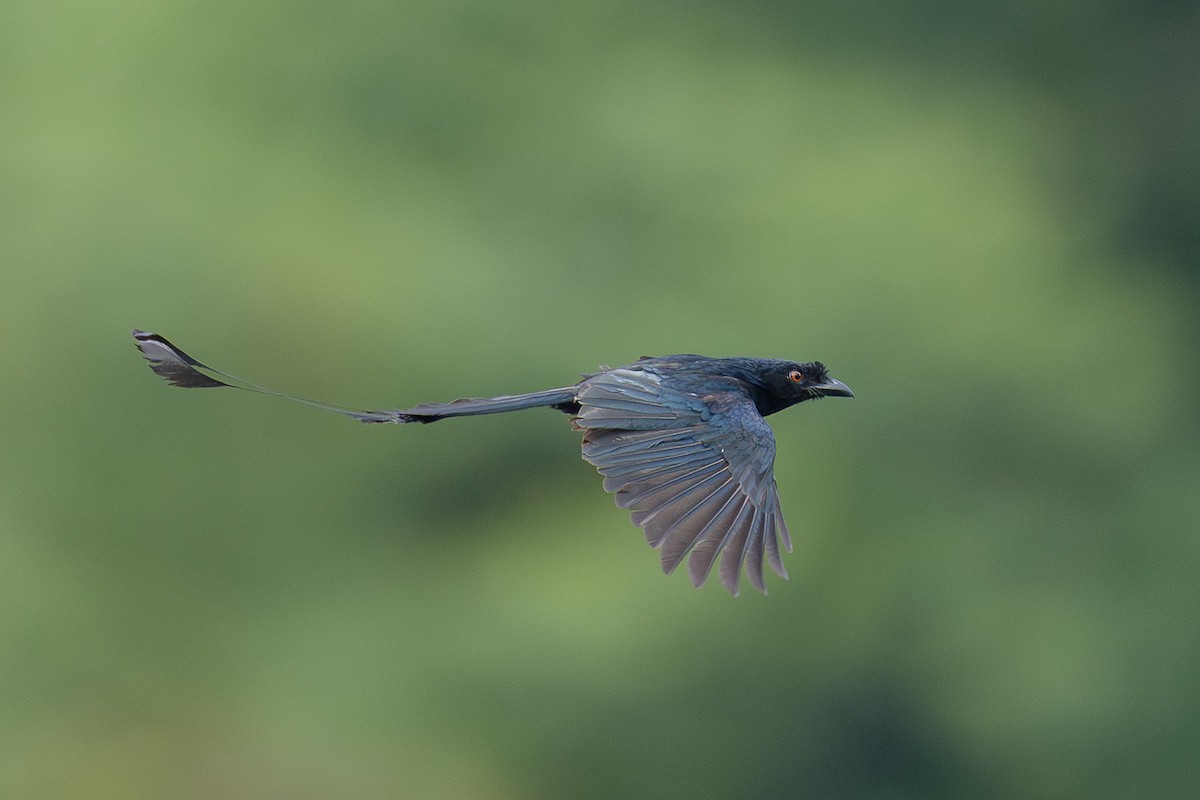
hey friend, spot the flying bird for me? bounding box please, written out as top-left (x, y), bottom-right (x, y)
top-left (132, 329), bottom-right (852, 595)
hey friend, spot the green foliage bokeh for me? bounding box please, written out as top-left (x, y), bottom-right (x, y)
top-left (2, 2), bottom-right (1198, 798)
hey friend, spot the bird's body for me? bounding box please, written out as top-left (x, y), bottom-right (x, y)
top-left (132, 330), bottom-right (852, 595)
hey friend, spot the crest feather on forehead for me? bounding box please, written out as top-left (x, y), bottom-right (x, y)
top-left (796, 361), bottom-right (828, 382)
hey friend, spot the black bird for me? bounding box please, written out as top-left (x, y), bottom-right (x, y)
top-left (132, 329), bottom-right (852, 595)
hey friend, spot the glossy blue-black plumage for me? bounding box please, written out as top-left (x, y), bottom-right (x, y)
top-left (133, 331), bottom-right (851, 595)
top-left (572, 356), bottom-right (838, 595)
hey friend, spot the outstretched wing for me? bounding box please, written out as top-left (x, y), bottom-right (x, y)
top-left (576, 368), bottom-right (791, 596)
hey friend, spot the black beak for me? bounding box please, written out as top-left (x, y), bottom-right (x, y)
top-left (814, 377), bottom-right (854, 398)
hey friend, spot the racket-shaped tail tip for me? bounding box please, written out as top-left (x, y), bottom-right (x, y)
top-left (131, 329), bottom-right (230, 389)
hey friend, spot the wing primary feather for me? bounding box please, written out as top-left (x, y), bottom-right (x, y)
top-left (744, 507), bottom-right (768, 594)
top-left (720, 510), bottom-right (768, 597)
top-left (597, 446), bottom-right (713, 489)
top-left (637, 472), bottom-right (732, 549)
top-left (764, 496), bottom-right (789, 579)
top-left (615, 460), bottom-right (724, 510)
top-left (654, 479), bottom-right (737, 568)
top-left (774, 495), bottom-right (793, 553)
top-left (601, 458), bottom-right (709, 493)
top-left (719, 504), bottom-right (764, 596)
top-left (626, 464), bottom-right (728, 527)
top-left (687, 497), bottom-right (753, 589)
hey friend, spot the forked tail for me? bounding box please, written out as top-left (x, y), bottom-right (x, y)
top-left (131, 329), bottom-right (578, 424)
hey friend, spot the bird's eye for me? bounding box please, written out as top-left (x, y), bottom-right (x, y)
top-left (787, 370), bottom-right (804, 383)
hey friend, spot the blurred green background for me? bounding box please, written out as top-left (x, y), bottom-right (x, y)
top-left (3, 1), bottom-right (1198, 797)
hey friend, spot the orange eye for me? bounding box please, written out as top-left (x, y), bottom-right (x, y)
top-left (787, 370), bottom-right (804, 383)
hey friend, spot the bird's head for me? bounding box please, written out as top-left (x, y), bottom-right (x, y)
top-left (755, 360), bottom-right (854, 415)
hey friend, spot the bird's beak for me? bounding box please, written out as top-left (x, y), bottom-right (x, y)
top-left (814, 377), bottom-right (854, 398)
